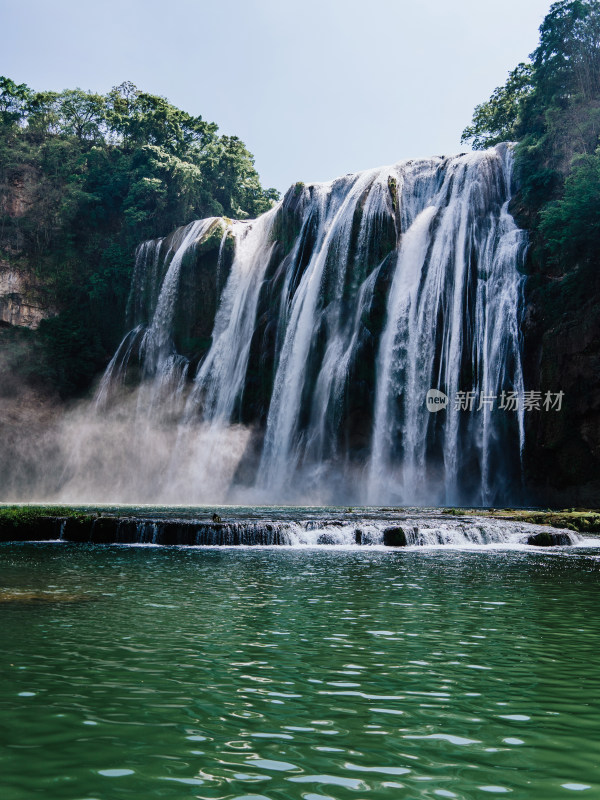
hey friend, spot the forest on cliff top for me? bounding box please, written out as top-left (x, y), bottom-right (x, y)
top-left (462, 0), bottom-right (600, 267)
top-left (0, 80), bottom-right (279, 394)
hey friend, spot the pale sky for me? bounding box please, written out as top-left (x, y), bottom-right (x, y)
top-left (1, 0), bottom-right (552, 193)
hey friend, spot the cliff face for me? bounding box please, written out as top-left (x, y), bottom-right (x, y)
top-left (0, 262), bottom-right (54, 328)
top-left (521, 259), bottom-right (600, 505)
top-left (0, 163), bottom-right (37, 221)
top-left (0, 165), bottom-right (56, 329)
top-left (0, 323), bottom-right (61, 500)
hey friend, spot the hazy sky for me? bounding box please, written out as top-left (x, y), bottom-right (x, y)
top-left (2, 0), bottom-right (552, 192)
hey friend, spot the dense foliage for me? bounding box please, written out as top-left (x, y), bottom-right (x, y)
top-left (461, 0), bottom-right (600, 267)
top-left (0, 78), bottom-right (279, 395)
top-left (460, 63), bottom-right (534, 150)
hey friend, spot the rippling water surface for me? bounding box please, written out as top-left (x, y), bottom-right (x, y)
top-left (1, 543), bottom-right (599, 799)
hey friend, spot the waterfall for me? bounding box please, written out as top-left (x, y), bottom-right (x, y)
top-left (186, 208), bottom-right (278, 424)
top-left (63, 144), bottom-right (526, 506)
top-left (367, 152), bottom-right (525, 505)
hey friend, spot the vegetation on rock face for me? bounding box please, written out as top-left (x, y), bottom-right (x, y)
top-left (0, 77), bottom-right (279, 396)
top-left (0, 505), bottom-right (93, 525)
top-left (461, 0), bottom-right (600, 266)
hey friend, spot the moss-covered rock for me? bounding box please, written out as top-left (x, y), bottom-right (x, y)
top-left (0, 506), bottom-right (94, 542)
top-left (443, 507), bottom-right (600, 532)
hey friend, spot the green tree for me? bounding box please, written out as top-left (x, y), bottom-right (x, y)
top-left (54, 89), bottom-right (106, 141)
top-left (533, 0), bottom-right (600, 103)
top-left (25, 90), bottom-right (60, 137)
top-left (539, 148), bottom-right (600, 260)
top-left (0, 75), bottom-right (280, 396)
top-left (105, 82), bottom-right (218, 156)
top-left (462, 0), bottom-right (600, 266)
top-left (209, 135), bottom-right (279, 218)
top-left (0, 76), bottom-right (31, 127)
top-left (461, 63), bottom-right (533, 150)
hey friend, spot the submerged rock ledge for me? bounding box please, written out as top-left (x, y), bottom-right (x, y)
top-left (0, 507), bottom-right (584, 547)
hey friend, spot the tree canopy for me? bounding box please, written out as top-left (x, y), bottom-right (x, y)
top-left (460, 63), bottom-right (533, 150)
top-left (461, 0), bottom-right (600, 267)
top-left (0, 78), bottom-right (280, 396)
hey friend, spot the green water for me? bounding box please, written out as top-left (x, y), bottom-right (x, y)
top-left (1, 544), bottom-right (599, 799)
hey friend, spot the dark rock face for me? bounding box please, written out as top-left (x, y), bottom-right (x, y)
top-left (526, 530), bottom-right (575, 547)
top-left (0, 516), bottom-right (297, 545)
top-left (0, 516), bottom-right (64, 542)
top-left (62, 517), bottom-right (294, 546)
top-left (382, 526), bottom-right (408, 547)
top-left (521, 258), bottom-right (600, 507)
top-left (173, 222), bottom-right (235, 368)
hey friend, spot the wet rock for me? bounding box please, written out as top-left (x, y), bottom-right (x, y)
top-left (526, 530), bottom-right (575, 547)
top-left (522, 255), bottom-right (600, 507)
top-left (317, 532), bottom-right (338, 545)
top-left (0, 590), bottom-right (90, 603)
top-left (62, 516), bottom-right (94, 542)
top-left (89, 517), bottom-right (120, 544)
top-left (0, 515), bottom-right (62, 542)
top-left (383, 526), bottom-right (408, 547)
top-left (113, 519), bottom-right (139, 544)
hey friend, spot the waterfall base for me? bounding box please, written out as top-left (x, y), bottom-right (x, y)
top-left (0, 508), bottom-right (587, 548)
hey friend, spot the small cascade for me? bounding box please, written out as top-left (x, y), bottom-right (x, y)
top-left (37, 513), bottom-right (582, 548)
top-left (60, 145), bottom-right (528, 507)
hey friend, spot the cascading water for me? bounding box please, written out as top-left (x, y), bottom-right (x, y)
top-left (59, 144), bottom-right (527, 506)
top-left (367, 154), bottom-right (526, 505)
top-left (44, 511), bottom-right (582, 548)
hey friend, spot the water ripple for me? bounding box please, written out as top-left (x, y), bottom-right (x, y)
top-left (1, 544), bottom-right (599, 798)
